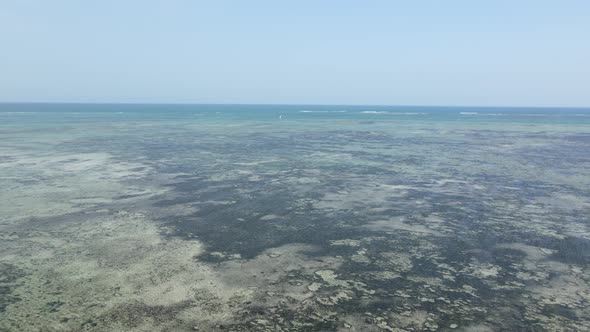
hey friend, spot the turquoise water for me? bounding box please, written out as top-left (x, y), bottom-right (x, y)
top-left (2, 103), bottom-right (590, 125)
top-left (1, 103), bottom-right (589, 331)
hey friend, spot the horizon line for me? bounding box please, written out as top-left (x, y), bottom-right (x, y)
top-left (0, 101), bottom-right (589, 110)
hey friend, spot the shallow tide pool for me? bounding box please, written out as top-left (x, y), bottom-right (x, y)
top-left (1, 104), bottom-right (590, 331)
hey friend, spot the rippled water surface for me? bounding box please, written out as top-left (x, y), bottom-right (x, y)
top-left (1, 104), bottom-right (590, 331)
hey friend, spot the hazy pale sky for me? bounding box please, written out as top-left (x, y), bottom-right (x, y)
top-left (1, 1), bottom-right (589, 107)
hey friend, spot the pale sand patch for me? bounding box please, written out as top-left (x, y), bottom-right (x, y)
top-left (259, 214), bottom-right (279, 221)
top-left (0, 211), bottom-right (252, 331)
top-left (0, 151), bottom-right (163, 222)
top-left (233, 159), bottom-right (280, 166)
top-left (495, 242), bottom-right (555, 261)
top-left (493, 243), bottom-right (590, 330)
top-left (465, 261), bottom-right (501, 278)
top-left (195, 244), bottom-right (347, 312)
top-left (537, 193), bottom-right (590, 211)
top-left (0, 148), bottom-right (245, 331)
top-left (313, 183), bottom-right (414, 210)
top-left (365, 217), bottom-right (445, 237)
top-left (330, 239), bottom-right (362, 247)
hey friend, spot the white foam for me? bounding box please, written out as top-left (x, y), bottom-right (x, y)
top-left (299, 110), bottom-right (347, 113)
top-left (392, 112), bottom-right (429, 115)
top-left (0, 112), bottom-right (40, 114)
top-left (360, 111), bottom-right (428, 115)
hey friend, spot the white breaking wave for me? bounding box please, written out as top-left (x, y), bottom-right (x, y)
top-left (392, 112), bottom-right (429, 115)
top-left (361, 111), bottom-right (428, 115)
top-left (299, 110), bottom-right (347, 113)
top-left (456, 112), bottom-right (590, 117)
top-left (0, 112), bottom-right (40, 114)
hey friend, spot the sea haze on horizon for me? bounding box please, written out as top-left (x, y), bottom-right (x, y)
top-left (1, 1), bottom-right (589, 107)
top-left (1, 102), bottom-right (590, 109)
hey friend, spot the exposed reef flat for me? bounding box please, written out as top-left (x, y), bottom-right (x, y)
top-left (1, 106), bottom-right (590, 331)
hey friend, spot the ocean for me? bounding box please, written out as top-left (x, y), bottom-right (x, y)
top-left (1, 103), bottom-right (589, 331)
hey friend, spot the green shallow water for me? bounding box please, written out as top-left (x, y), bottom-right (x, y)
top-left (1, 103), bottom-right (590, 331)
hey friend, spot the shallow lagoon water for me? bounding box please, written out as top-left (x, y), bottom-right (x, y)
top-left (1, 104), bottom-right (590, 331)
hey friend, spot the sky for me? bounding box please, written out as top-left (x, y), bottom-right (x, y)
top-left (1, 0), bottom-right (589, 107)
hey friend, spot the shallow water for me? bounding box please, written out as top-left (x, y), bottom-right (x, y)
top-left (1, 103), bottom-right (589, 331)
